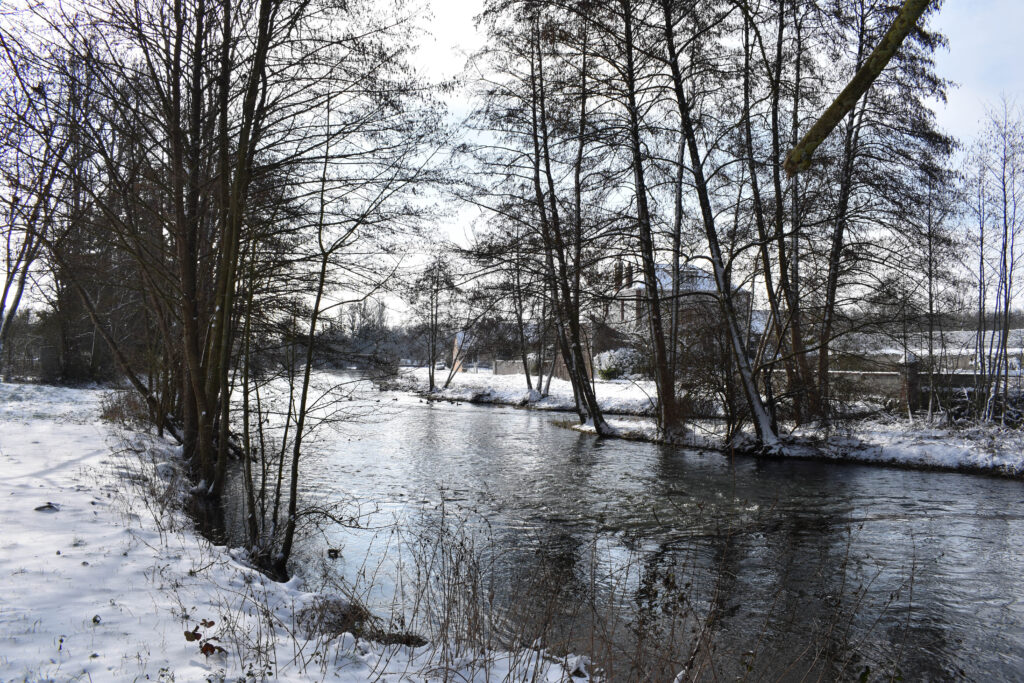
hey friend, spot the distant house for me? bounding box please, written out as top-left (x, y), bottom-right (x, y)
top-left (487, 260), bottom-right (762, 383)
top-left (602, 260), bottom-right (755, 341)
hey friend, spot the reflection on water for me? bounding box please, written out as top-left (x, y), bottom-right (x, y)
top-left (223, 379), bottom-right (1024, 680)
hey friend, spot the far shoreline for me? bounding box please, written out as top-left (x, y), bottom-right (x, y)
top-left (387, 367), bottom-right (1024, 480)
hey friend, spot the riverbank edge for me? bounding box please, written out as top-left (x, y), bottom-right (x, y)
top-left (0, 382), bottom-right (590, 681)
top-left (567, 416), bottom-right (1024, 480)
top-left (384, 375), bottom-right (1024, 480)
top-left (414, 387), bottom-right (653, 415)
top-left (381, 373), bottom-right (656, 417)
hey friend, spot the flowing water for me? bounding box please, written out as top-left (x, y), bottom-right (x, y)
top-left (223, 378), bottom-right (1024, 680)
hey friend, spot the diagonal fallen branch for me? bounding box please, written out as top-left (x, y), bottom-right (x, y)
top-left (784, 0), bottom-right (932, 176)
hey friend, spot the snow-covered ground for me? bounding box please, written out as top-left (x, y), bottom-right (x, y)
top-left (0, 382), bottom-right (586, 681)
top-left (392, 367), bottom-right (657, 415)
top-left (570, 417), bottom-right (727, 452)
top-left (787, 415), bottom-right (1024, 476)
top-left (577, 411), bottom-right (1024, 476)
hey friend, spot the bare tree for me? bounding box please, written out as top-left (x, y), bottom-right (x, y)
top-left (0, 27), bottom-right (70, 378)
top-left (967, 99), bottom-right (1024, 422)
top-left (469, 1), bottom-right (611, 433)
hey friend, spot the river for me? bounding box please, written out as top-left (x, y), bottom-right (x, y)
top-left (222, 379), bottom-right (1024, 680)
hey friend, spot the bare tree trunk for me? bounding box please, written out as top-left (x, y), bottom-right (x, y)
top-left (622, 0), bottom-right (682, 441)
top-left (817, 12), bottom-right (868, 420)
top-left (274, 250), bottom-right (327, 580)
top-left (512, 235), bottom-right (533, 392)
top-left (669, 138), bottom-right (684, 381)
top-left (528, 15), bottom-right (608, 432)
top-left (239, 262), bottom-right (260, 551)
top-left (660, 0), bottom-right (778, 448)
top-left (739, 11), bottom-right (796, 422)
top-left (207, 0), bottom-right (275, 497)
top-left (973, 163), bottom-right (988, 417)
top-left (816, 110), bottom-right (860, 418)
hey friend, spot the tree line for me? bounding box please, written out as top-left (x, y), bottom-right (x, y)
top-left (1, 0), bottom-right (446, 577)
top-left (2, 0), bottom-right (1022, 576)
top-left (457, 0), bottom-right (1019, 441)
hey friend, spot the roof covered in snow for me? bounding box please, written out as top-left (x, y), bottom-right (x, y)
top-left (620, 263), bottom-right (737, 295)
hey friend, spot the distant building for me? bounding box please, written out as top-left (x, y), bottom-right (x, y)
top-left (488, 260), bottom-right (763, 383)
top-left (602, 260), bottom-right (756, 341)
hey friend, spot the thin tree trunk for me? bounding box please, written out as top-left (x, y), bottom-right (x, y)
top-left (660, 0), bottom-right (778, 448)
top-left (740, 12), bottom-right (796, 422)
top-left (528, 16), bottom-right (608, 432)
top-left (622, 0), bottom-right (682, 440)
top-left (817, 12), bottom-right (869, 419)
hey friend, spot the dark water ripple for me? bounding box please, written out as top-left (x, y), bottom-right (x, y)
top-left (224, 384), bottom-right (1024, 680)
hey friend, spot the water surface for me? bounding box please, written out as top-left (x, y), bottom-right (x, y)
top-left (227, 381), bottom-right (1024, 680)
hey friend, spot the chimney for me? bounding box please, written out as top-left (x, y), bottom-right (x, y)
top-left (625, 263), bottom-right (633, 288)
top-left (614, 261), bottom-right (623, 290)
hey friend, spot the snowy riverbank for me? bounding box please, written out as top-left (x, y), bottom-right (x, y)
top-left (581, 411), bottom-right (1024, 477)
top-left (394, 369), bottom-right (1024, 477)
top-left (580, 408), bottom-right (1024, 476)
top-left (0, 382), bottom-right (587, 681)
top-left (784, 414), bottom-right (1024, 477)
top-left (390, 366), bottom-right (657, 415)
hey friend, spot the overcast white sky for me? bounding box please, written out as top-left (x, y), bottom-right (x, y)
top-left (410, 0), bottom-right (1022, 253)
top-left (417, 0), bottom-right (486, 84)
top-left (931, 0), bottom-right (1024, 140)
top-left (418, 0), bottom-right (1023, 142)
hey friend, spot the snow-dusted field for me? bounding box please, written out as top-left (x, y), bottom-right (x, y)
top-left (0, 383), bottom-right (584, 682)
top-left (394, 367), bottom-right (657, 415)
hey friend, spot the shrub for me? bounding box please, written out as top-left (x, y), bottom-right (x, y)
top-left (595, 347), bottom-right (644, 380)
